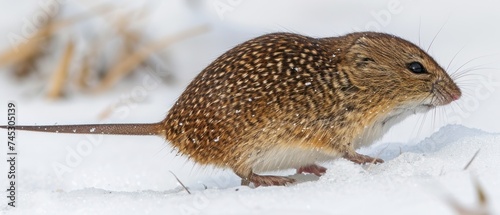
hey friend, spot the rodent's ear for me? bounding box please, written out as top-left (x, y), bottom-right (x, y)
top-left (353, 36), bottom-right (370, 48)
top-left (362, 57), bottom-right (374, 62)
top-left (347, 37), bottom-right (376, 67)
top-left (355, 56), bottom-right (375, 68)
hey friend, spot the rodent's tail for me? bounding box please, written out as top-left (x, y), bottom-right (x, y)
top-left (0, 122), bottom-right (164, 136)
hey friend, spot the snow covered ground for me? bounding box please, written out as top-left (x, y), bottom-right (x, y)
top-left (0, 0), bottom-right (500, 214)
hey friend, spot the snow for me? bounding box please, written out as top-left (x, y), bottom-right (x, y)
top-left (1, 0), bottom-right (500, 214)
top-left (2, 126), bottom-right (499, 215)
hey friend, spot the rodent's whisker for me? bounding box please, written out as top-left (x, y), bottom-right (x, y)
top-left (451, 99), bottom-right (467, 115)
top-left (431, 108), bottom-right (438, 134)
top-left (450, 54), bottom-right (499, 78)
top-left (446, 44), bottom-right (469, 72)
top-left (426, 19), bottom-right (448, 53)
top-left (453, 67), bottom-right (496, 81)
top-left (457, 89), bottom-right (474, 99)
top-left (455, 78), bottom-right (485, 85)
top-left (418, 16), bottom-right (422, 47)
top-left (446, 102), bottom-right (459, 120)
top-left (415, 109), bottom-right (428, 139)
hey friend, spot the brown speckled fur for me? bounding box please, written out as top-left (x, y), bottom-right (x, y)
top-left (161, 32), bottom-right (461, 183)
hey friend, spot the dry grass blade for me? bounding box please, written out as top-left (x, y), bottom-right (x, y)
top-left (97, 96), bottom-right (140, 120)
top-left (75, 30), bottom-right (109, 90)
top-left (365, 144), bottom-right (389, 171)
top-left (75, 55), bottom-right (92, 89)
top-left (0, 4), bottom-right (114, 75)
top-left (97, 105), bottom-right (115, 121)
top-left (0, 29), bottom-right (48, 67)
top-left (43, 4), bottom-right (114, 36)
top-left (47, 40), bottom-right (75, 99)
top-left (0, 13), bottom-right (55, 67)
top-left (75, 6), bottom-right (149, 92)
top-left (113, 8), bottom-right (149, 45)
top-left (112, 11), bottom-right (145, 65)
top-left (464, 149), bottom-right (481, 170)
top-left (94, 24), bottom-right (210, 92)
top-left (0, 40), bottom-right (35, 66)
top-left (473, 178), bottom-right (488, 208)
top-left (169, 171), bottom-right (191, 194)
top-left (11, 13), bottom-right (54, 77)
top-left (448, 177), bottom-right (490, 215)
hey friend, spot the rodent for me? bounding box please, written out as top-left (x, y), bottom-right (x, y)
top-left (1, 32), bottom-right (461, 187)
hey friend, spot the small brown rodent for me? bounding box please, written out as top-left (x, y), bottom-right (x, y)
top-left (1, 32), bottom-right (461, 187)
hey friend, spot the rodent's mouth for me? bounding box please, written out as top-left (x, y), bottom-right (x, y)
top-left (430, 82), bottom-right (462, 106)
top-left (395, 103), bottom-right (436, 115)
top-left (391, 103), bottom-right (434, 116)
top-left (382, 104), bottom-right (434, 126)
top-left (421, 104), bottom-right (435, 108)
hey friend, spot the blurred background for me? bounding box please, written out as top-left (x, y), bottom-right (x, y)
top-left (0, 0), bottom-right (499, 193)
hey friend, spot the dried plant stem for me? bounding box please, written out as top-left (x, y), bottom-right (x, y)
top-left (0, 5), bottom-right (112, 68)
top-left (169, 171), bottom-right (191, 194)
top-left (94, 24), bottom-right (210, 92)
top-left (448, 177), bottom-right (490, 215)
top-left (75, 55), bottom-right (92, 89)
top-left (47, 40), bottom-right (75, 99)
top-left (464, 149), bottom-right (481, 170)
top-left (0, 30), bottom-right (47, 67)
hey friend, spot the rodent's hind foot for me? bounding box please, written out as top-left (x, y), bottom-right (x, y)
top-left (343, 152), bottom-right (384, 164)
top-left (296, 164), bottom-right (327, 176)
top-left (241, 173), bottom-right (295, 187)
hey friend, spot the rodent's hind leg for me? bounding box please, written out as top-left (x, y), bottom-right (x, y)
top-left (249, 173), bottom-right (296, 187)
top-left (343, 151), bottom-right (384, 164)
top-left (296, 164), bottom-right (327, 176)
top-left (235, 170), bottom-right (295, 187)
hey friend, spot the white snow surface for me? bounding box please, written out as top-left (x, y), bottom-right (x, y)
top-left (0, 0), bottom-right (500, 214)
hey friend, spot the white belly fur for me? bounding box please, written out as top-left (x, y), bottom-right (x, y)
top-left (250, 145), bottom-right (341, 173)
top-left (353, 105), bottom-right (431, 148)
top-left (248, 106), bottom-right (431, 173)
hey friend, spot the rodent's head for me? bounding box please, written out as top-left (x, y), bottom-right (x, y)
top-left (339, 32), bottom-right (461, 110)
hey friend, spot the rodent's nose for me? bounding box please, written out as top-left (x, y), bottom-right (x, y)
top-left (450, 85), bottom-right (462, 101)
top-left (433, 81), bottom-right (462, 105)
top-left (451, 91), bottom-right (461, 101)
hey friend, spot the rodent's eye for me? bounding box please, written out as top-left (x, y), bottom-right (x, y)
top-left (407, 62), bottom-right (427, 74)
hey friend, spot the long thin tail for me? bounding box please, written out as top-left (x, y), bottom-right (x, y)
top-left (0, 122), bottom-right (164, 136)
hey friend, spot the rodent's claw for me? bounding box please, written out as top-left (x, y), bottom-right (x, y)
top-left (343, 152), bottom-right (384, 164)
top-left (296, 164), bottom-right (327, 176)
top-left (246, 173), bottom-right (296, 187)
